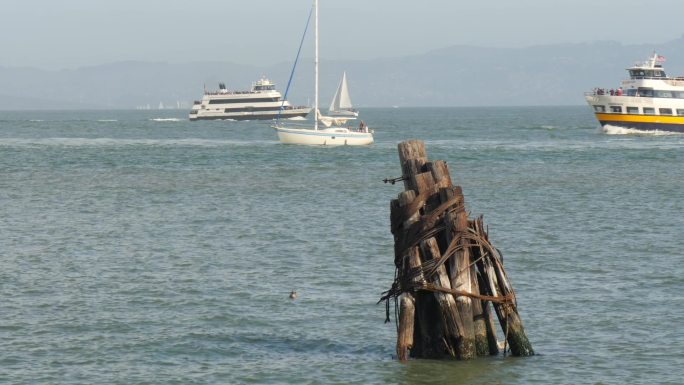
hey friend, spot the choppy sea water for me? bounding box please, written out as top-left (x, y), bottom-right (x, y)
top-left (1, 107), bottom-right (683, 384)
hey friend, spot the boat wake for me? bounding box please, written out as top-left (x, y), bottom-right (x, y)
top-left (601, 124), bottom-right (683, 136)
top-left (97, 119), bottom-right (118, 122)
top-left (150, 118), bottom-right (184, 122)
top-left (286, 116), bottom-right (307, 121)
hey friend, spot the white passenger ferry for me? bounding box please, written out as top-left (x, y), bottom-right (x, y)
top-left (189, 77), bottom-right (311, 121)
top-left (585, 53), bottom-right (684, 133)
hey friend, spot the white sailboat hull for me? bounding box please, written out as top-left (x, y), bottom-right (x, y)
top-left (274, 126), bottom-right (373, 146)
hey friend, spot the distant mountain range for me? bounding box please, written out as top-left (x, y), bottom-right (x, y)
top-left (2, 36), bottom-right (684, 110)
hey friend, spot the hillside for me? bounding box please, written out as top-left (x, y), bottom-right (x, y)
top-left (2, 36), bottom-right (684, 109)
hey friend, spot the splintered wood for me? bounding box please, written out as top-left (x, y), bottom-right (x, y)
top-left (381, 140), bottom-right (533, 361)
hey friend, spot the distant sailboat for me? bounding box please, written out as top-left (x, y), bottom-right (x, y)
top-left (328, 72), bottom-right (359, 117)
top-left (272, 0), bottom-right (373, 146)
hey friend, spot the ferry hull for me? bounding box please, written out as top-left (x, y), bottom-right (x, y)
top-left (189, 109), bottom-right (310, 121)
top-left (593, 113), bottom-right (684, 133)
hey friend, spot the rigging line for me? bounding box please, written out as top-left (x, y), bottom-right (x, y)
top-left (277, 5), bottom-right (313, 124)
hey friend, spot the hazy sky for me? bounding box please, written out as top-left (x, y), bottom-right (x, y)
top-left (2, 0), bottom-right (683, 70)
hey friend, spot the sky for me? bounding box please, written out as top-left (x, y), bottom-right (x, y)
top-left (1, 0), bottom-right (683, 70)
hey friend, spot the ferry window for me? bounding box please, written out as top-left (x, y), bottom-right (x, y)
top-left (208, 97), bottom-right (278, 104)
top-left (677, 109), bottom-right (684, 116)
top-left (655, 90), bottom-right (673, 98)
top-left (659, 108), bottom-right (673, 115)
top-left (626, 106), bottom-right (639, 114)
top-left (593, 105), bottom-right (605, 112)
top-left (626, 88), bottom-right (637, 96)
top-left (643, 107), bottom-right (655, 115)
top-left (610, 106), bottom-right (622, 113)
top-left (673, 91), bottom-right (684, 99)
top-left (637, 88), bottom-right (654, 97)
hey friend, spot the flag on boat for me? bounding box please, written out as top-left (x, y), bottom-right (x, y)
top-left (656, 55), bottom-right (666, 62)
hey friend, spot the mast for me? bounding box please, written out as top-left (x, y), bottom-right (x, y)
top-left (314, 0), bottom-right (319, 130)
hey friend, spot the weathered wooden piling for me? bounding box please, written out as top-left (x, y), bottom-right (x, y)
top-left (381, 139), bottom-right (533, 361)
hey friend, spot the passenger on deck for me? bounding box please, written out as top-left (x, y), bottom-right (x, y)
top-left (358, 121), bottom-right (366, 132)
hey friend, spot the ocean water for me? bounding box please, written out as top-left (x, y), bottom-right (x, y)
top-left (1, 107), bottom-right (683, 384)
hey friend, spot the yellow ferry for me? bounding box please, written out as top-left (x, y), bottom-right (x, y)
top-left (585, 53), bottom-right (684, 133)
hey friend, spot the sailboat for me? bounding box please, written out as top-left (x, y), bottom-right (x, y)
top-left (328, 72), bottom-right (359, 117)
top-left (273, 0), bottom-right (373, 146)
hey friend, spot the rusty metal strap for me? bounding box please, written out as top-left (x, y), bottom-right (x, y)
top-left (422, 283), bottom-right (515, 304)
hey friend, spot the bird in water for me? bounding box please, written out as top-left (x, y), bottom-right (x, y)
top-left (289, 290), bottom-right (297, 300)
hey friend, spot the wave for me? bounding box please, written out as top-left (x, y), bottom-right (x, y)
top-left (149, 118), bottom-right (184, 122)
top-left (0, 137), bottom-right (273, 147)
top-left (16, 119), bottom-right (121, 123)
top-left (601, 124), bottom-right (684, 136)
top-left (426, 137), bottom-right (684, 152)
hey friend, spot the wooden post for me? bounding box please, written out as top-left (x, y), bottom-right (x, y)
top-left (471, 270), bottom-right (490, 356)
top-left (439, 186), bottom-right (476, 359)
top-left (491, 256), bottom-right (534, 357)
top-left (482, 300), bottom-right (500, 355)
top-left (397, 293), bottom-right (415, 361)
top-left (391, 190), bottom-right (425, 360)
top-left (473, 219), bottom-right (534, 357)
top-left (398, 140), bottom-right (427, 193)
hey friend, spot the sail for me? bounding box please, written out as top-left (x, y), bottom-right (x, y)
top-left (329, 72), bottom-right (353, 112)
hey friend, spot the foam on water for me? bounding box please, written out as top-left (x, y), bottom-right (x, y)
top-left (149, 118), bottom-right (184, 122)
top-left (602, 124), bottom-right (684, 136)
